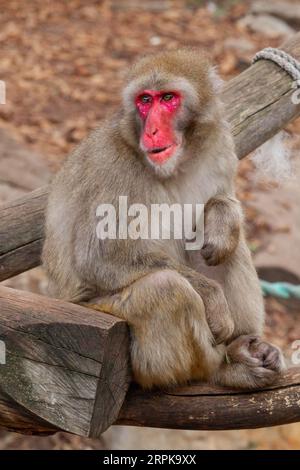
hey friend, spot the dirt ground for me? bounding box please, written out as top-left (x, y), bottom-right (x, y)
top-left (0, 0), bottom-right (300, 450)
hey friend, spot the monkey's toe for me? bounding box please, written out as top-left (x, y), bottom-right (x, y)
top-left (227, 334), bottom-right (285, 388)
top-left (249, 338), bottom-right (285, 373)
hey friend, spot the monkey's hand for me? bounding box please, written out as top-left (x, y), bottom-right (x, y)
top-left (201, 195), bottom-right (241, 266)
top-left (186, 275), bottom-right (235, 345)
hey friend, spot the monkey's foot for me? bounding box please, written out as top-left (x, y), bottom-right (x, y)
top-left (226, 335), bottom-right (286, 388)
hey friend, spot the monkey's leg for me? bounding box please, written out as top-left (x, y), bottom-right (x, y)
top-left (88, 265), bottom-right (283, 390)
top-left (134, 252), bottom-right (236, 346)
top-left (89, 249), bottom-right (236, 346)
top-left (87, 269), bottom-right (225, 389)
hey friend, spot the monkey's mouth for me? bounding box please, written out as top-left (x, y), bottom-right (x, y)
top-left (149, 146), bottom-right (170, 154)
top-left (147, 144), bottom-right (179, 164)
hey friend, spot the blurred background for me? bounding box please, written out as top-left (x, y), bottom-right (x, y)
top-left (0, 0), bottom-right (300, 450)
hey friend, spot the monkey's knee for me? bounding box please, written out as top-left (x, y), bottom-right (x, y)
top-left (84, 269), bottom-right (201, 319)
top-left (146, 269), bottom-right (205, 307)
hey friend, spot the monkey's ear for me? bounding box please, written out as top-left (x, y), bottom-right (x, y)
top-left (209, 66), bottom-right (224, 95)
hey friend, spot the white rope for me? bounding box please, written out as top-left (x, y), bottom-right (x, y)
top-left (253, 47), bottom-right (300, 85)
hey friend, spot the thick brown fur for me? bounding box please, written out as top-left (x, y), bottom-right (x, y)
top-left (43, 49), bottom-right (284, 389)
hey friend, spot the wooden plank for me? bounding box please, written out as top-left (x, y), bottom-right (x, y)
top-left (1, 33), bottom-right (300, 280)
top-left (0, 187), bottom-right (48, 281)
top-left (0, 285), bottom-right (130, 436)
top-left (116, 367), bottom-right (300, 430)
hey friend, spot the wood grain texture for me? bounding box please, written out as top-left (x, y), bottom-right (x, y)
top-left (0, 392), bottom-right (57, 435)
top-left (0, 187), bottom-right (48, 281)
top-left (1, 33), bottom-right (300, 281)
top-left (116, 367), bottom-right (300, 430)
top-left (0, 285), bottom-right (130, 436)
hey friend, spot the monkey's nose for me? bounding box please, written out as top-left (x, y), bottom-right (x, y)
top-left (146, 128), bottom-right (159, 139)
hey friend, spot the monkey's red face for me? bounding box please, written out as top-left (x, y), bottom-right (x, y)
top-left (136, 90), bottom-right (182, 166)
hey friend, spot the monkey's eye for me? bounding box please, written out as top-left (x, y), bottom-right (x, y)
top-left (139, 94), bottom-right (152, 104)
top-left (162, 93), bottom-right (174, 102)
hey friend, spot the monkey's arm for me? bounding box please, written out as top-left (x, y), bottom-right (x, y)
top-left (201, 195), bottom-right (242, 266)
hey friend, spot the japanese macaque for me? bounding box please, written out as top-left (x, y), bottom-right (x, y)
top-left (42, 49), bottom-right (285, 389)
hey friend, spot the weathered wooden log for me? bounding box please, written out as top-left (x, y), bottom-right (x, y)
top-left (1, 33), bottom-right (300, 281)
top-left (117, 367), bottom-right (300, 430)
top-left (223, 32), bottom-right (300, 158)
top-left (0, 285), bottom-right (130, 436)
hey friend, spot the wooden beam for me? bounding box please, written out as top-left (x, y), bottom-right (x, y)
top-left (0, 285), bottom-right (130, 436)
top-left (0, 187), bottom-right (48, 281)
top-left (117, 367), bottom-right (300, 430)
top-left (1, 33), bottom-right (300, 281)
top-left (223, 33), bottom-right (300, 158)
